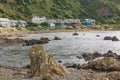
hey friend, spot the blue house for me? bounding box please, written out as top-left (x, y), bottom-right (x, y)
top-left (84, 19), bottom-right (92, 26)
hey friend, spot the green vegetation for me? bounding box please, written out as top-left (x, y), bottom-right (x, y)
top-left (0, 0), bottom-right (120, 24)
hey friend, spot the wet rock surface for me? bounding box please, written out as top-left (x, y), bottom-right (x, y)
top-left (63, 63), bottom-right (81, 69)
top-left (72, 33), bottom-right (79, 36)
top-left (81, 57), bottom-right (120, 71)
top-left (96, 35), bottom-right (100, 37)
top-left (103, 50), bottom-right (117, 58)
top-left (82, 52), bottom-right (101, 61)
top-left (104, 36), bottom-right (119, 41)
top-left (104, 36), bottom-right (112, 40)
top-left (24, 37), bottom-right (49, 46)
top-left (53, 36), bottom-right (62, 40)
top-left (112, 36), bottom-right (119, 41)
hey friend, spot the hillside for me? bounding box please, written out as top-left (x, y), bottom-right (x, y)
top-left (0, 0), bottom-right (120, 24)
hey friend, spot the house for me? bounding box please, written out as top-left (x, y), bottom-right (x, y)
top-left (17, 20), bottom-right (28, 27)
top-left (31, 14), bottom-right (47, 24)
top-left (84, 19), bottom-right (92, 26)
top-left (0, 18), bottom-right (11, 27)
top-left (10, 20), bottom-right (28, 27)
top-left (10, 20), bottom-right (18, 27)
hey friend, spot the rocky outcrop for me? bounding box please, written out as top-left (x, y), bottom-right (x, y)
top-left (104, 36), bottom-right (119, 41)
top-left (29, 45), bottom-right (68, 80)
top-left (24, 37), bottom-right (49, 46)
top-left (103, 50), bottom-right (117, 58)
top-left (53, 36), bottom-right (61, 40)
top-left (82, 52), bottom-right (101, 61)
top-left (72, 33), bottom-right (79, 36)
top-left (112, 36), bottom-right (119, 41)
top-left (104, 36), bottom-right (112, 40)
top-left (81, 57), bottom-right (120, 71)
top-left (4, 38), bottom-right (24, 44)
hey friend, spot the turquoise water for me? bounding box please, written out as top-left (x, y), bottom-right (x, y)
top-left (1, 31), bottom-right (120, 67)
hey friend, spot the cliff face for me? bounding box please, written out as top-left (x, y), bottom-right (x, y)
top-left (0, 0), bottom-right (120, 23)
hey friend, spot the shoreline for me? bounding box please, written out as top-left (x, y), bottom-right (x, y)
top-left (0, 29), bottom-right (119, 36)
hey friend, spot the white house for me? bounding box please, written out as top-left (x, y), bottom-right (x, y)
top-left (10, 20), bottom-right (28, 27)
top-left (10, 20), bottom-right (18, 27)
top-left (17, 20), bottom-right (28, 27)
top-left (31, 14), bottom-right (47, 24)
top-left (0, 18), bottom-right (11, 27)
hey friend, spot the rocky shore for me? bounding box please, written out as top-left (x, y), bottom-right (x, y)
top-left (0, 45), bottom-right (120, 80)
top-left (0, 31), bottom-right (120, 80)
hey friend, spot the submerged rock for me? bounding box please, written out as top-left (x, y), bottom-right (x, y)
top-left (103, 36), bottom-right (119, 41)
top-left (96, 35), bottom-right (100, 37)
top-left (73, 33), bottom-right (79, 36)
top-left (29, 45), bottom-right (68, 79)
top-left (104, 36), bottom-right (112, 40)
top-left (53, 36), bottom-right (61, 40)
top-left (81, 57), bottom-right (120, 71)
top-left (112, 36), bottom-right (119, 41)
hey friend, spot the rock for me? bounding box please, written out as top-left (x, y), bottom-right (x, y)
top-left (107, 72), bottom-right (120, 80)
top-left (103, 50), bottom-right (117, 58)
top-left (73, 33), bottom-right (79, 36)
top-left (40, 37), bottom-right (50, 43)
top-left (82, 52), bottom-right (101, 61)
top-left (4, 38), bottom-right (24, 44)
top-left (116, 55), bottom-right (120, 61)
top-left (29, 45), bottom-right (67, 79)
top-left (103, 36), bottom-right (112, 40)
top-left (82, 53), bottom-right (93, 61)
top-left (92, 52), bottom-right (101, 58)
top-left (58, 60), bottom-right (62, 63)
top-left (83, 34), bottom-right (85, 36)
top-left (63, 63), bottom-right (81, 69)
top-left (112, 36), bottom-right (119, 41)
top-left (96, 35), bottom-right (100, 37)
top-left (24, 37), bottom-right (49, 46)
top-left (81, 57), bottom-right (120, 71)
top-left (76, 56), bottom-right (82, 59)
top-left (103, 36), bottom-right (119, 41)
top-left (53, 36), bottom-right (61, 40)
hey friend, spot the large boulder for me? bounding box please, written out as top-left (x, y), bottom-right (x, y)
top-left (81, 57), bottom-right (120, 71)
top-left (29, 45), bottom-right (67, 79)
